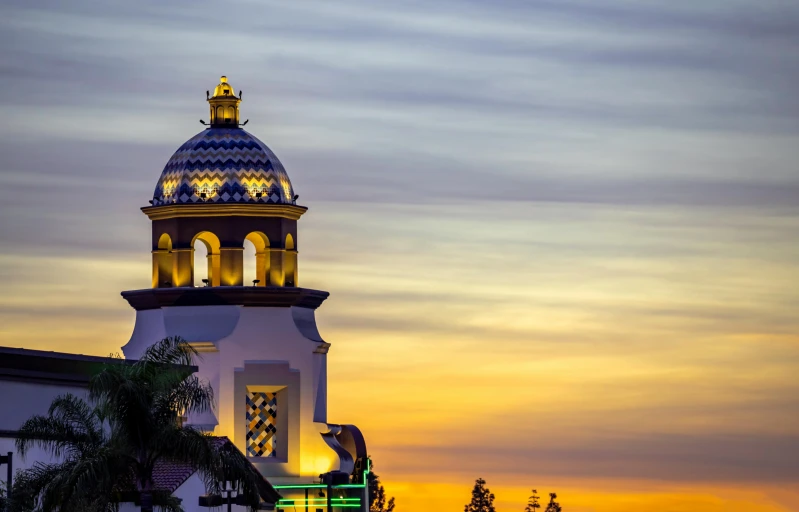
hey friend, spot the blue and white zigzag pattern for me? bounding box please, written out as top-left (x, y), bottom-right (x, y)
top-left (152, 128), bottom-right (295, 205)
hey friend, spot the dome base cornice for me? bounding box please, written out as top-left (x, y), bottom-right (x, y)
top-left (142, 203), bottom-right (308, 221)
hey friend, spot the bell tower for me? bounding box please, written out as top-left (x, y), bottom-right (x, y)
top-left (121, 76), bottom-right (368, 508)
top-left (145, 75), bottom-right (302, 290)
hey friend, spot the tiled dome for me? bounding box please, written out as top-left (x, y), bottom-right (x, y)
top-left (152, 128), bottom-right (295, 206)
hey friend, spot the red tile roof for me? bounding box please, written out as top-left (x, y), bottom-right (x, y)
top-left (149, 436), bottom-right (280, 505)
top-left (151, 459), bottom-right (195, 493)
top-left (151, 437), bottom-right (228, 492)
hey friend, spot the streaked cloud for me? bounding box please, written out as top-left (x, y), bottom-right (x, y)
top-left (0, 0), bottom-right (797, 510)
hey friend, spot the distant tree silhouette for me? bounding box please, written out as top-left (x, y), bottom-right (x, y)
top-left (545, 492), bottom-right (562, 512)
top-left (525, 489), bottom-right (541, 512)
top-left (464, 478), bottom-right (496, 512)
top-left (366, 457), bottom-right (395, 512)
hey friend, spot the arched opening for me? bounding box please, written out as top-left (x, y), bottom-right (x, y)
top-left (243, 238), bottom-right (256, 285)
top-left (153, 233), bottom-right (173, 288)
top-left (226, 106), bottom-right (236, 124)
top-left (192, 231), bottom-right (221, 287)
top-left (158, 233), bottom-right (172, 251)
top-left (215, 105), bottom-right (223, 123)
top-left (284, 234), bottom-right (297, 287)
top-left (244, 232), bottom-right (270, 287)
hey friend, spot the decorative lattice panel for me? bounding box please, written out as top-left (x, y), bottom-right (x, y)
top-left (246, 391), bottom-right (277, 457)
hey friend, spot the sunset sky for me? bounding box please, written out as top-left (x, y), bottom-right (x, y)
top-left (1, 0), bottom-right (798, 510)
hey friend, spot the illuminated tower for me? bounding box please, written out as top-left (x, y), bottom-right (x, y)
top-left (121, 76), bottom-right (368, 509)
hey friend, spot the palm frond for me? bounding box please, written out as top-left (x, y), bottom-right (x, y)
top-left (140, 336), bottom-right (199, 368)
top-left (10, 461), bottom-right (73, 512)
top-left (16, 397), bottom-right (103, 460)
top-left (153, 374), bottom-right (215, 421)
top-left (201, 442), bottom-right (267, 511)
top-left (151, 491), bottom-right (184, 512)
top-left (47, 394), bottom-right (105, 448)
top-left (152, 427), bottom-right (216, 473)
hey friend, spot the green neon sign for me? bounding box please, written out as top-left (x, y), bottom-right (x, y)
top-left (276, 498), bottom-right (361, 509)
top-left (276, 506), bottom-right (360, 509)
top-left (272, 459), bottom-right (371, 491)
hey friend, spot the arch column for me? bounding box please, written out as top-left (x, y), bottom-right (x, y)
top-left (220, 247), bottom-right (244, 286)
top-left (269, 249), bottom-right (285, 287)
top-left (269, 248), bottom-right (286, 286)
top-left (207, 253), bottom-right (221, 286)
top-left (153, 233), bottom-right (174, 288)
top-left (152, 250), bottom-right (174, 288)
top-left (284, 249), bottom-right (298, 287)
top-left (172, 248), bottom-right (194, 287)
top-left (284, 234), bottom-right (297, 287)
top-left (255, 251), bottom-right (269, 286)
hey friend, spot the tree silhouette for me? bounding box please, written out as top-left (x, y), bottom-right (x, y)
top-left (545, 492), bottom-right (562, 512)
top-left (464, 478), bottom-right (496, 512)
top-left (366, 457), bottom-right (395, 512)
top-left (525, 489), bottom-right (541, 512)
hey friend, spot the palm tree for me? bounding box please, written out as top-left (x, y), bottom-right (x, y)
top-left (12, 337), bottom-right (267, 512)
top-left (12, 393), bottom-right (134, 512)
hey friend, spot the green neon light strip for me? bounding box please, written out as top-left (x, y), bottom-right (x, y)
top-left (273, 484), bottom-right (327, 489)
top-left (277, 506), bottom-right (360, 509)
top-left (280, 496), bottom-right (361, 503)
top-left (277, 503), bottom-right (361, 506)
top-left (277, 499), bottom-right (360, 503)
top-left (276, 505), bottom-right (360, 507)
top-left (273, 459), bottom-right (371, 491)
top-left (277, 504), bottom-right (361, 507)
top-left (276, 502), bottom-right (360, 506)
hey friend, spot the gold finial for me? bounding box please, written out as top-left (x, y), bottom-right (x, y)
top-left (212, 75), bottom-right (236, 98)
top-left (208, 75), bottom-right (241, 127)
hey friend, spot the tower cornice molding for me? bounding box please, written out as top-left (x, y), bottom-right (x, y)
top-left (141, 203), bottom-right (308, 221)
top-left (121, 286), bottom-right (329, 311)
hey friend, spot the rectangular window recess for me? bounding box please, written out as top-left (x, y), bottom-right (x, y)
top-left (246, 391), bottom-right (277, 457)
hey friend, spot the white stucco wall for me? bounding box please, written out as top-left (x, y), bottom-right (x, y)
top-left (122, 304), bottom-right (337, 483)
top-left (0, 380), bottom-right (88, 474)
top-left (0, 380), bottom-right (88, 432)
